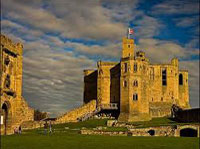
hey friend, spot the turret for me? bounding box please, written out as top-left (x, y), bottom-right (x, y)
top-left (121, 37), bottom-right (134, 59)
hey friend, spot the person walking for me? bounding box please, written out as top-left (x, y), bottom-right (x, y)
top-left (49, 120), bottom-right (52, 134)
top-left (18, 125), bottom-right (22, 134)
top-left (44, 121), bottom-right (48, 135)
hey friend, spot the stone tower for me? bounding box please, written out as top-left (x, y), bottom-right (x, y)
top-left (0, 34), bottom-right (34, 135)
top-left (118, 37), bottom-right (151, 122)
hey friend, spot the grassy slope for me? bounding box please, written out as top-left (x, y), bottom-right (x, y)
top-left (1, 118), bottom-right (199, 149)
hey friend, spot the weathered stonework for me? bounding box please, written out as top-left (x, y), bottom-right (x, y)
top-left (84, 37), bottom-right (190, 122)
top-left (56, 100), bottom-right (96, 123)
top-left (0, 34), bottom-right (34, 135)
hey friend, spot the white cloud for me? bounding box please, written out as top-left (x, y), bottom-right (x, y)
top-left (2, 0), bottom-right (129, 41)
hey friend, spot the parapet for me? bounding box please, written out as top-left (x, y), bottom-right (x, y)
top-left (97, 61), bottom-right (118, 67)
top-left (1, 34), bottom-right (23, 55)
top-left (83, 69), bottom-right (96, 76)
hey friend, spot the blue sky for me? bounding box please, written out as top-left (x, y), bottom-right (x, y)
top-left (1, 0), bottom-right (199, 116)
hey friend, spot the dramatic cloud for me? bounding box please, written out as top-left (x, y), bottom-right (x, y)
top-left (2, 0), bottom-right (128, 41)
top-left (22, 39), bottom-right (96, 116)
top-left (137, 38), bottom-right (198, 63)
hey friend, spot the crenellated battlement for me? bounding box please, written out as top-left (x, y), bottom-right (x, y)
top-left (97, 61), bottom-right (118, 67)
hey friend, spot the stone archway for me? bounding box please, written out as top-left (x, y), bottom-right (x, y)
top-left (1, 102), bottom-right (10, 135)
top-left (180, 128), bottom-right (197, 137)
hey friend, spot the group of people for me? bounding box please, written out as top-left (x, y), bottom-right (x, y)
top-left (14, 125), bottom-right (22, 134)
top-left (44, 120), bottom-right (52, 134)
top-left (13, 121), bottom-right (53, 135)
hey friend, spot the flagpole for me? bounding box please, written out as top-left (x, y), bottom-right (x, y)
top-left (127, 28), bottom-right (130, 39)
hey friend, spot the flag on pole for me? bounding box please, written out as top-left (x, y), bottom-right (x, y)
top-left (128, 28), bottom-right (134, 35)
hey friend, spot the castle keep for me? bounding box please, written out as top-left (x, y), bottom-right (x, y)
top-left (0, 35), bottom-right (34, 135)
top-left (84, 37), bottom-right (190, 122)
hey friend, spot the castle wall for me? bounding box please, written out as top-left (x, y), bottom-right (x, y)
top-left (83, 70), bottom-right (97, 104)
top-left (178, 70), bottom-right (189, 108)
top-left (97, 61), bottom-right (118, 106)
top-left (148, 63), bottom-right (179, 104)
top-left (110, 63), bottom-right (120, 104)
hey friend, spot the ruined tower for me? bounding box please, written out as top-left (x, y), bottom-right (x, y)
top-left (0, 34), bottom-right (34, 135)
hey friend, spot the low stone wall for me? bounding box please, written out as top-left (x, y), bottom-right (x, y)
top-left (56, 100), bottom-right (96, 123)
top-left (129, 124), bottom-right (200, 137)
top-left (149, 102), bottom-right (172, 118)
top-left (21, 121), bottom-right (45, 130)
top-left (81, 124), bottom-right (200, 137)
top-left (129, 126), bottom-right (175, 137)
top-left (81, 129), bottom-right (128, 136)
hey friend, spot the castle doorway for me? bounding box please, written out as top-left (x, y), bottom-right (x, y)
top-left (180, 128), bottom-right (197, 137)
top-left (2, 103), bottom-right (9, 135)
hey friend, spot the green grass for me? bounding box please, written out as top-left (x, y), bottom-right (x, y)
top-left (1, 119), bottom-right (199, 149)
top-left (2, 132), bottom-right (199, 149)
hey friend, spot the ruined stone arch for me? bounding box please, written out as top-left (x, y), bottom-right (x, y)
top-left (180, 128), bottom-right (197, 137)
top-left (1, 101), bottom-right (12, 135)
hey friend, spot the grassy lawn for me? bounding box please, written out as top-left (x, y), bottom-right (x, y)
top-left (1, 119), bottom-right (199, 149)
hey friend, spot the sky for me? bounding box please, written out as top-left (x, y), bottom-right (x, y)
top-left (1, 0), bottom-right (199, 117)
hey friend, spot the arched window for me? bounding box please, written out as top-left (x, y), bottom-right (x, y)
top-left (123, 80), bottom-right (127, 87)
top-left (133, 93), bottom-right (138, 101)
top-left (179, 74), bottom-right (183, 85)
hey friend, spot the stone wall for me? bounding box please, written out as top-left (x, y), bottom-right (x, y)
top-left (56, 100), bottom-right (96, 123)
top-left (97, 61), bottom-right (118, 106)
top-left (149, 102), bottom-right (172, 117)
top-left (81, 129), bottom-right (128, 136)
top-left (175, 108), bottom-right (200, 122)
top-left (83, 70), bottom-right (97, 104)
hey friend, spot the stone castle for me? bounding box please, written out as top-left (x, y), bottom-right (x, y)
top-left (0, 34), bottom-right (191, 131)
top-left (83, 37), bottom-right (190, 122)
top-left (0, 34), bottom-right (34, 135)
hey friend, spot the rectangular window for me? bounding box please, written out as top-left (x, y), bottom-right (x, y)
top-left (134, 63), bottom-right (137, 72)
top-left (162, 68), bottom-right (167, 86)
top-left (124, 63), bottom-right (128, 72)
top-left (133, 94), bottom-right (138, 101)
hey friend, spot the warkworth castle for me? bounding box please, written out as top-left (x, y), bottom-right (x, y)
top-left (0, 33), bottom-right (190, 134)
top-left (83, 36), bottom-right (190, 122)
